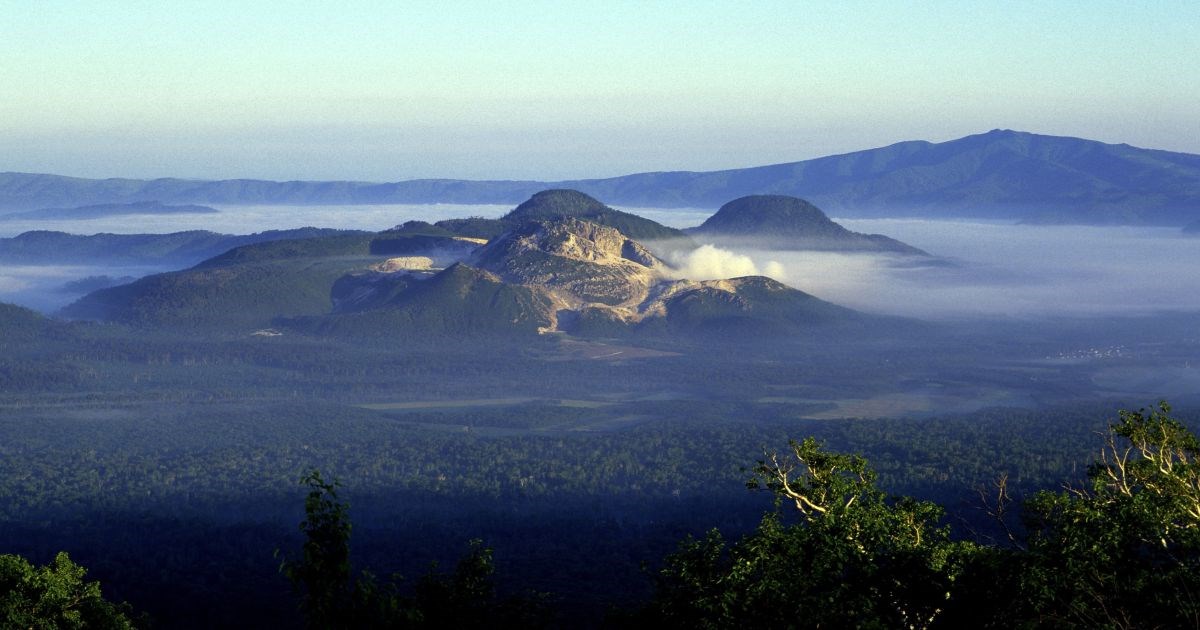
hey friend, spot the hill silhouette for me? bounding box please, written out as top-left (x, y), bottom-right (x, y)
top-left (692, 195), bottom-right (928, 255)
top-left (433, 190), bottom-right (687, 242)
top-left (4, 130), bottom-right (1199, 224)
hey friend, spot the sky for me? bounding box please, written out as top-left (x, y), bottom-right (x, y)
top-left (2, 1), bottom-right (1197, 181)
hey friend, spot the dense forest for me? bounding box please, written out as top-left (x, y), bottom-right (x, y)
top-left (5, 403), bottom-right (1197, 628)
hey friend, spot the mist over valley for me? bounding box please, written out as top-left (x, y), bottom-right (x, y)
top-left (4, 200), bottom-right (1196, 321)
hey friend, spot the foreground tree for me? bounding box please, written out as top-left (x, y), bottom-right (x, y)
top-left (647, 437), bottom-right (971, 629)
top-left (279, 470), bottom-right (354, 628)
top-left (279, 470), bottom-right (546, 629)
top-left (1023, 402), bottom-right (1200, 628)
top-left (645, 403), bottom-right (1200, 629)
top-left (0, 551), bottom-right (135, 629)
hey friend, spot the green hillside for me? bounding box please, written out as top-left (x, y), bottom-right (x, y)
top-left (0, 302), bottom-right (63, 343)
top-left (62, 257), bottom-right (371, 329)
top-left (296, 263), bottom-right (554, 339)
top-left (503, 189), bottom-right (686, 241)
top-left (432, 190), bottom-right (688, 243)
top-left (0, 228), bottom-right (359, 266)
top-left (693, 195), bottom-right (928, 255)
top-left (193, 233), bottom-right (376, 268)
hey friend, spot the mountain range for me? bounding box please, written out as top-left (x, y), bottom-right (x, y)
top-left (0, 201), bottom-right (217, 221)
top-left (3, 130), bottom-right (1199, 225)
top-left (0, 228), bottom-right (360, 266)
top-left (62, 191), bottom-right (891, 339)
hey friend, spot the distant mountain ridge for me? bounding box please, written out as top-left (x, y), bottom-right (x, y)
top-left (0, 200), bottom-right (217, 221)
top-left (4, 130), bottom-right (1199, 225)
top-left (0, 228), bottom-right (360, 266)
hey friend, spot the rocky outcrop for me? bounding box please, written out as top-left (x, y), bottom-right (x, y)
top-left (473, 217), bottom-right (668, 310)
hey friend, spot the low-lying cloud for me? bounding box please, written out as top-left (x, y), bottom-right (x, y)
top-left (4, 206), bottom-right (1199, 321)
top-left (0, 203), bottom-right (515, 239)
top-left (0, 264), bottom-right (162, 312)
top-left (647, 218), bottom-right (1200, 319)
top-left (663, 243), bottom-right (786, 281)
top-left (738, 220), bottom-right (1200, 319)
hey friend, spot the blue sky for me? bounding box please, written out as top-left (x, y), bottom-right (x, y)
top-left (2, 1), bottom-right (1197, 180)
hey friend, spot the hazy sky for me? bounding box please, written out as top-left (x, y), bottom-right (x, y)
top-left (3, 1), bottom-right (1197, 181)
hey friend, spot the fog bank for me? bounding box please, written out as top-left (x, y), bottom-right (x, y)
top-left (3, 205), bottom-right (1198, 320)
top-left (733, 220), bottom-right (1200, 319)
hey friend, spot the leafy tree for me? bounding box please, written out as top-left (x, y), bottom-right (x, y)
top-left (1023, 402), bottom-right (1200, 628)
top-left (646, 437), bottom-right (971, 629)
top-left (280, 470), bottom-right (547, 629)
top-left (0, 551), bottom-right (135, 629)
top-left (644, 404), bottom-right (1200, 628)
top-left (279, 470), bottom-right (353, 629)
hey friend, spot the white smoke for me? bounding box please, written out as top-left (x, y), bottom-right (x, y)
top-left (664, 243), bottom-right (786, 281)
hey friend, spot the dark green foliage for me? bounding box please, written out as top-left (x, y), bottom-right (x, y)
top-left (696, 195), bottom-right (849, 238)
top-left (502, 189), bottom-right (687, 241)
top-left (1, 294), bottom-right (1198, 627)
top-left (62, 258), bottom-right (365, 328)
top-left (194, 233), bottom-right (375, 268)
top-left (0, 228), bottom-right (357, 266)
top-left (382, 221), bottom-right (458, 238)
top-left (55, 228), bottom-right (485, 330)
top-left (0, 302), bottom-right (58, 343)
top-left (0, 551), bottom-right (135, 629)
top-left (506, 189), bottom-right (612, 220)
top-left (631, 276), bottom-right (878, 338)
top-left (57, 275), bottom-right (137, 294)
top-left (299, 263), bottom-right (554, 339)
top-left (435, 190), bottom-right (689, 242)
top-left (330, 271), bottom-right (420, 313)
top-left (280, 471), bottom-right (545, 629)
top-left (0, 302), bottom-right (83, 389)
top-left (280, 471), bottom-right (354, 629)
top-left (434, 217), bottom-right (511, 240)
top-left (647, 437), bottom-right (968, 629)
top-left (1022, 402), bottom-right (1200, 628)
top-left (664, 278), bottom-right (840, 327)
top-left (369, 234), bottom-right (477, 257)
top-left (648, 404), bottom-right (1200, 629)
top-left (693, 195), bottom-right (928, 255)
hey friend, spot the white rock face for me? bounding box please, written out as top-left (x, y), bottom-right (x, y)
top-left (466, 217), bottom-right (784, 331)
top-left (370, 256), bottom-right (435, 272)
top-left (474, 218), bottom-right (669, 310)
top-left (452, 236), bottom-right (488, 245)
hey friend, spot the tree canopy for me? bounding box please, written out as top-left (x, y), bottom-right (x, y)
top-left (0, 551), bottom-right (134, 629)
top-left (644, 403), bottom-right (1200, 629)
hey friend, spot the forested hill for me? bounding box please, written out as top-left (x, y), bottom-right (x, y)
top-left (691, 195), bottom-right (929, 255)
top-left (0, 228), bottom-right (360, 266)
top-left (4, 130), bottom-right (1199, 225)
